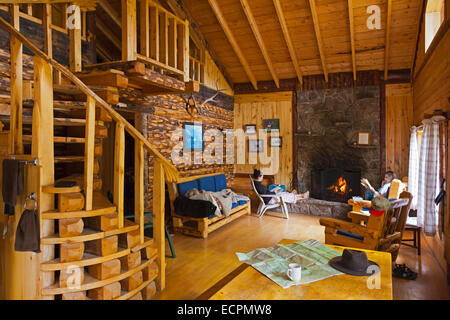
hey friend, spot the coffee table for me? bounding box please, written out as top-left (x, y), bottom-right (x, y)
top-left (198, 239), bottom-right (392, 300)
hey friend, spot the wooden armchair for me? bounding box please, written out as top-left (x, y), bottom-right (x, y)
top-left (320, 192), bottom-right (412, 261)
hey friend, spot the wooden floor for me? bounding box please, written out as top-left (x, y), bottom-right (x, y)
top-left (155, 211), bottom-right (450, 300)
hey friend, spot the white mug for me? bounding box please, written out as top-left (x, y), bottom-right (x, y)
top-left (287, 263), bottom-right (302, 282)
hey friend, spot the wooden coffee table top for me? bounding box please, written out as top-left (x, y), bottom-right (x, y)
top-left (199, 239), bottom-right (392, 300)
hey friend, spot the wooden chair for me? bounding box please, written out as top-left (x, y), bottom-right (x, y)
top-left (249, 176), bottom-right (289, 219)
top-left (320, 192), bottom-right (412, 261)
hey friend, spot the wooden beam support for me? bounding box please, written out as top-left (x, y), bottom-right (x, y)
top-left (272, 0), bottom-right (303, 85)
top-left (150, 5), bottom-right (159, 61)
top-left (384, 0), bottom-right (392, 80)
top-left (348, 0), bottom-right (356, 81)
top-left (9, 4), bottom-right (23, 155)
top-left (168, 17), bottom-right (177, 68)
top-left (96, 17), bottom-right (121, 50)
top-left (98, 0), bottom-right (121, 27)
top-left (240, 0), bottom-right (279, 88)
top-left (42, 4), bottom-right (52, 58)
top-left (153, 159), bottom-right (165, 290)
top-left (308, 0), bottom-right (328, 82)
top-left (121, 0), bottom-right (137, 61)
top-left (114, 122), bottom-right (125, 228)
top-left (69, 4), bottom-right (82, 72)
top-left (135, 140), bottom-right (144, 244)
top-left (411, 0), bottom-right (425, 80)
top-left (207, 0), bottom-right (258, 90)
top-left (140, 0), bottom-right (150, 57)
top-left (84, 96), bottom-right (95, 211)
top-left (159, 10), bottom-right (168, 65)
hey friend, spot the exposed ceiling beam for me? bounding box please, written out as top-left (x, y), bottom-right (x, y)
top-left (384, 0), bottom-right (392, 80)
top-left (308, 0), bottom-right (328, 82)
top-left (348, 0), bottom-right (356, 81)
top-left (5, 0), bottom-right (97, 10)
top-left (272, 0), bottom-right (303, 85)
top-left (96, 18), bottom-right (121, 50)
top-left (166, 0), bottom-right (235, 89)
top-left (98, 0), bottom-right (121, 28)
top-left (207, 0), bottom-right (258, 90)
top-left (240, 0), bottom-right (279, 88)
top-left (411, 0), bottom-right (425, 80)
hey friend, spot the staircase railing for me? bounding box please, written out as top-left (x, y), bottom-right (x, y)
top-left (0, 15), bottom-right (177, 292)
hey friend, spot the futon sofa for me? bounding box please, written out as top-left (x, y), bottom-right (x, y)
top-left (168, 173), bottom-right (251, 238)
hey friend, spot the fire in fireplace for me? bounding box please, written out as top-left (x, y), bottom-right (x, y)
top-left (312, 168), bottom-right (361, 203)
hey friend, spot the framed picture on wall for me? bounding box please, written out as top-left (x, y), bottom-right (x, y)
top-left (263, 119), bottom-right (280, 132)
top-left (184, 123), bottom-right (204, 150)
top-left (270, 136), bottom-right (282, 147)
top-left (357, 132), bottom-right (371, 145)
top-left (248, 139), bottom-right (264, 153)
top-left (245, 124), bottom-right (257, 135)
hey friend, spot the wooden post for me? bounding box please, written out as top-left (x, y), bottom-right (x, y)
top-left (135, 140), bottom-right (144, 244)
top-left (121, 0), bottom-right (137, 61)
top-left (9, 4), bottom-right (23, 155)
top-left (32, 56), bottom-right (55, 299)
top-left (159, 11), bottom-right (168, 65)
top-left (69, 5), bottom-right (82, 72)
top-left (150, 5), bottom-right (159, 61)
top-left (177, 21), bottom-right (189, 82)
top-left (114, 122), bottom-right (125, 228)
top-left (168, 17), bottom-right (177, 68)
top-left (153, 159), bottom-right (165, 290)
top-left (140, 0), bottom-right (149, 57)
top-left (84, 96), bottom-right (95, 211)
top-left (43, 4), bottom-right (52, 58)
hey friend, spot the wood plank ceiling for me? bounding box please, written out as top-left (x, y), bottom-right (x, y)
top-left (181, 0), bottom-right (422, 87)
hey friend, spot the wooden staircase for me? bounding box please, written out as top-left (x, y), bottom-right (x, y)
top-left (0, 15), bottom-right (179, 300)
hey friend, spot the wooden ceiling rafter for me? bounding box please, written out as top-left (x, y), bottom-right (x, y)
top-left (308, 0), bottom-right (328, 83)
top-left (96, 17), bottom-right (121, 50)
top-left (207, 0), bottom-right (258, 90)
top-left (98, 0), bottom-right (122, 28)
top-left (5, 0), bottom-right (97, 11)
top-left (348, 0), bottom-right (356, 81)
top-left (239, 0), bottom-right (279, 88)
top-left (272, 0), bottom-right (303, 86)
top-left (384, 0), bottom-right (392, 80)
top-left (165, 0), bottom-right (235, 89)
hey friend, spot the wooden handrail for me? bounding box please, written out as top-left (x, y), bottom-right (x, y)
top-left (0, 16), bottom-right (179, 182)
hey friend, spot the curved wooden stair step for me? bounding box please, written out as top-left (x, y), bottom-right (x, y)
top-left (41, 206), bottom-right (116, 220)
top-left (130, 236), bottom-right (154, 253)
top-left (41, 259), bottom-right (151, 296)
top-left (42, 175), bottom-right (102, 194)
top-left (41, 224), bottom-right (139, 245)
top-left (54, 156), bottom-right (85, 163)
top-left (115, 277), bottom-right (157, 300)
top-left (0, 116), bottom-right (104, 127)
top-left (23, 135), bottom-right (85, 144)
top-left (41, 248), bottom-right (130, 271)
top-left (23, 99), bottom-right (87, 110)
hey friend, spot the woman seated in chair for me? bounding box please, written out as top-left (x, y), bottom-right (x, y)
top-left (361, 171), bottom-right (396, 200)
top-left (252, 169), bottom-right (309, 205)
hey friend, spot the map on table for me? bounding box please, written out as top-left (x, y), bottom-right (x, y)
top-left (236, 239), bottom-right (344, 289)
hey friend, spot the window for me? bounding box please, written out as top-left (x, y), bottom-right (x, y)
top-left (425, 0), bottom-right (445, 51)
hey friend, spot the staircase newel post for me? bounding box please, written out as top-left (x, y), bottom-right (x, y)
top-left (153, 159), bottom-right (165, 291)
top-left (135, 140), bottom-right (145, 244)
top-left (84, 96), bottom-right (95, 211)
top-left (32, 56), bottom-right (55, 299)
top-left (114, 122), bottom-right (125, 228)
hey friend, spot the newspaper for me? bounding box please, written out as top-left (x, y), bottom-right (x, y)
top-left (236, 239), bottom-right (344, 289)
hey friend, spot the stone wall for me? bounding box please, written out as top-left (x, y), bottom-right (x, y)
top-left (296, 86), bottom-right (381, 197)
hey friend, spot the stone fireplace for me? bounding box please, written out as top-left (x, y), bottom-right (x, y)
top-left (282, 86), bottom-right (381, 219)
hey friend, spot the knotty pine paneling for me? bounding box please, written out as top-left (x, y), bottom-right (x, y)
top-left (234, 92), bottom-right (294, 187)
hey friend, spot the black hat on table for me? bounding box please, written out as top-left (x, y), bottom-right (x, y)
top-left (329, 249), bottom-right (380, 276)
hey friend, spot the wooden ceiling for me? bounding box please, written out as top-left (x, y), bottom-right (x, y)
top-left (181, 0), bottom-right (422, 88)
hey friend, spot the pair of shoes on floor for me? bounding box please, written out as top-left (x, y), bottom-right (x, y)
top-left (392, 263), bottom-right (418, 280)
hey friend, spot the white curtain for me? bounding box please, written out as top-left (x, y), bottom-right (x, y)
top-left (417, 117), bottom-right (440, 236)
top-left (407, 126), bottom-right (419, 210)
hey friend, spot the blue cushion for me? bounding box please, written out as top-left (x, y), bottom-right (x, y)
top-left (198, 176), bottom-right (216, 192)
top-left (237, 200), bottom-right (247, 206)
top-left (177, 180), bottom-right (199, 197)
top-left (214, 174), bottom-right (227, 192)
